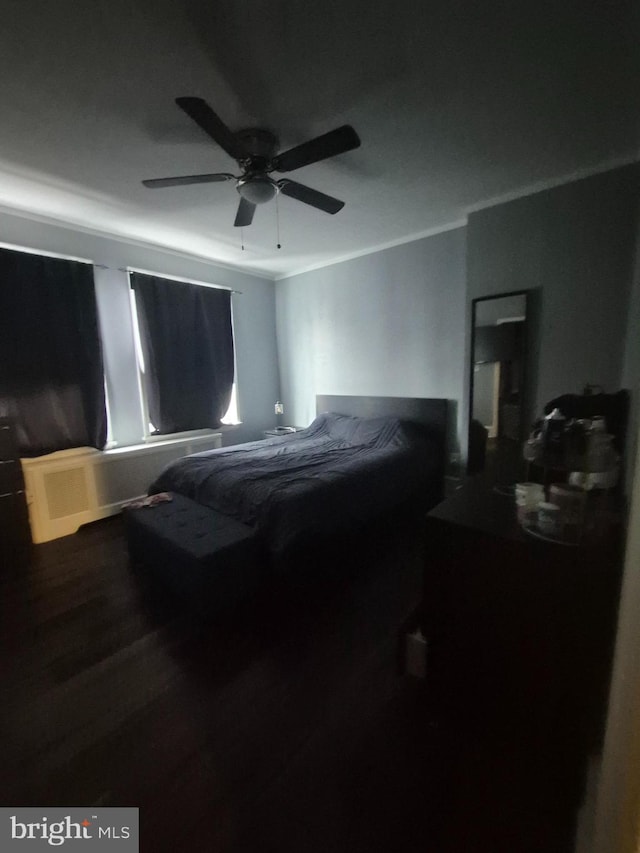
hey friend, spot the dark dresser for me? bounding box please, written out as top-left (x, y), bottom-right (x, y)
top-left (423, 476), bottom-right (623, 751)
top-left (0, 418), bottom-right (32, 564)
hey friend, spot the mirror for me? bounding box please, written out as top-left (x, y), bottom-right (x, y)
top-left (468, 291), bottom-right (529, 482)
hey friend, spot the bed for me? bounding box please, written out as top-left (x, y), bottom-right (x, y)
top-left (149, 395), bottom-right (447, 561)
top-left (125, 395), bottom-right (446, 608)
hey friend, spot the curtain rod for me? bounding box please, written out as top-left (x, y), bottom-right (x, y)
top-left (93, 263), bottom-right (242, 294)
top-left (0, 246), bottom-right (242, 294)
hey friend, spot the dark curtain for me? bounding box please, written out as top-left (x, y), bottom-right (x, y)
top-left (0, 248), bottom-right (107, 456)
top-left (131, 273), bottom-right (234, 434)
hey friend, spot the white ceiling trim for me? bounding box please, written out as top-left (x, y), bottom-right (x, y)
top-left (465, 155), bottom-right (639, 218)
top-left (0, 202), bottom-right (277, 280)
top-left (0, 155), bottom-right (637, 286)
top-left (274, 220), bottom-right (468, 281)
top-left (276, 156), bottom-right (639, 281)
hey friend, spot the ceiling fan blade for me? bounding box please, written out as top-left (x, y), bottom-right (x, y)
top-left (278, 180), bottom-right (345, 214)
top-left (272, 125), bottom-right (360, 173)
top-left (234, 197), bottom-right (256, 227)
top-left (142, 173), bottom-right (235, 188)
top-left (175, 97), bottom-right (246, 161)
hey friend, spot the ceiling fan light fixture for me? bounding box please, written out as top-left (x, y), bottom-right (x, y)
top-left (143, 98), bottom-right (359, 225)
top-left (237, 176), bottom-right (278, 205)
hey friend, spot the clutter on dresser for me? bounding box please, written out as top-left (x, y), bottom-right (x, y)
top-left (513, 477), bottom-right (610, 545)
top-left (517, 389), bottom-right (628, 544)
top-left (524, 414), bottom-right (619, 487)
top-left (523, 388), bottom-right (629, 491)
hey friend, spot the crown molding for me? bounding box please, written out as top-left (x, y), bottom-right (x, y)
top-left (464, 155), bottom-right (639, 217)
top-left (274, 220), bottom-right (468, 280)
top-left (276, 155), bottom-right (640, 281)
top-left (1, 154), bottom-right (636, 284)
top-left (0, 202), bottom-right (277, 280)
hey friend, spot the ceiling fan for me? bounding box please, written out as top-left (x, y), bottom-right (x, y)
top-left (142, 97), bottom-right (361, 227)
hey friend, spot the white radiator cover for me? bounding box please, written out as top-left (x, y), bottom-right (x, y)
top-left (21, 433), bottom-right (222, 543)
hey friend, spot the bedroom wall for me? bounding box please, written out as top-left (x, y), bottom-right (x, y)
top-left (466, 164), bottom-right (639, 468)
top-left (275, 226), bottom-right (467, 458)
top-left (0, 209), bottom-right (280, 446)
top-left (276, 165), bottom-right (638, 475)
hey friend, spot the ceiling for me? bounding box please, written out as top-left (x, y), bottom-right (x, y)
top-left (0, 0), bottom-right (637, 278)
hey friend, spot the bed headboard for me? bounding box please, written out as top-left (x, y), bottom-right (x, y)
top-left (316, 394), bottom-right (447, 439)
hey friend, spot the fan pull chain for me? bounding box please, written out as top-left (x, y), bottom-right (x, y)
top-left (276, 194), bottom-right (281, 249)
top-left (240, 227), bottom-right (245, 251)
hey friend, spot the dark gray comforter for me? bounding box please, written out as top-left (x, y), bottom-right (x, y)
top-left (150, 412), bottom-right (439, 558)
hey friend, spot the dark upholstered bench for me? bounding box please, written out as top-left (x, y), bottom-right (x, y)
top-left (123, 493), bottom-right (261, 612)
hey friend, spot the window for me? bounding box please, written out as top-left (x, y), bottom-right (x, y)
top-left (128, 272), bottom-right (238, 437)
top-left (0, 246), bottom-right (107, 455)
top-left (220, 382), bottom-right (239, 426)
top-left (104, 379), bottom-right (116, 448)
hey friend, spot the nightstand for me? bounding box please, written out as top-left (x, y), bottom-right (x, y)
top-left (263, 427), bottom-right (303, 438)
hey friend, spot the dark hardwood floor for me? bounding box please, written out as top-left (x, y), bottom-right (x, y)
top-left (0, 512), bottom-right (585, 852)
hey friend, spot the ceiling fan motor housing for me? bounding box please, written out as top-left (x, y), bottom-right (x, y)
top-left (236, 128), bottom-right (279, 161)
top-left (235, 129), bottom-right (280, 204)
